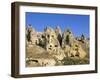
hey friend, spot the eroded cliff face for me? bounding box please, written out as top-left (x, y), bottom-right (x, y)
top-left (26, 25), bottom-right (89, 67)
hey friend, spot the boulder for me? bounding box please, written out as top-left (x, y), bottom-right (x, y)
top-left (68, 43), bottom-right (87, 59)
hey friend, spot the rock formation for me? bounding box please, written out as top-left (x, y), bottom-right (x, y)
top-left (44, 27), bottom-right (60, 53)
top-left (55, 26), bottom-right (62, 45)
top-left (62, 29), bottom-right (75, 47)
top-left (26, 25), bottom-right (39, 46)
top-left (26, 25), bottom-right (89, 67)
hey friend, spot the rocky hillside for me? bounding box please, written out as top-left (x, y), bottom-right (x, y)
top-left (26, 25), bottom-right (89, 67)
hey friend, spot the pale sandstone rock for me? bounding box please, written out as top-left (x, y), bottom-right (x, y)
top-left (62, 29), bottom-right (74, 48)
top-left (26, 25), bottom-right (89, 67)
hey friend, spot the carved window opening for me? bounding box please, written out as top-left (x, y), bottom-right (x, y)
top-left (47, 35), bottom-right (50, 38)
top-left (71, 53), bottom-right (74, 57)
top-left (55, 45), bottom-right (58, 47)
top-left (50, 45), bottom-right (52, 47)
top-left (52, 35), bottom-right (54, 38)
top-left (42, 35), bottom-right (45, 38)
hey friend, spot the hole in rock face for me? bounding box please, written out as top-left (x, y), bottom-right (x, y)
top-left (48, 45), bottom-right (52, 50)
top-left (47, 35), bottom-right (50, 38)
top-left (75, 54), bottom-right (79, 57)
top-left (75, 45), bottom-right (78, 47)
top-left (75, 52), bottom-right (79, 57)
top-left (71, 53), bottom-right (74, 57)
top-left (49, 48), bottom-right (52, 50)
top-left (55, 45), bottom-right (58, 47)
top-left (52, 35), bottom-right (54, 38)
top-left (31, 60), bottom-right (38, 63)
top-left (50, 45), bottom-right (52, 47)
top-left (69, 31), bottom-right (71, 34)
top-left (42, 35), bottom-right (45, 38)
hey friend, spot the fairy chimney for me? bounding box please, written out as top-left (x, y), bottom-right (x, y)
top-left (55, 26), bottom-right (62, 45)
top-left (44, 27), bottom-right (60, 54)
top-left (62, 28), bottom-right (74, 48)
top-left (26, 25), bottom-right (39, 45)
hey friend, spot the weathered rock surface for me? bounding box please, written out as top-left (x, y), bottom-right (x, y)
top-left (26, 25), bottom-right (89, 67)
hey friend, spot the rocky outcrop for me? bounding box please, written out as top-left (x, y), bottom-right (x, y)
top-left (26, 25), bottom-right (89, 67)
top-left (62, 29), bottom-right (74, 47)
top-left (44, 27), bottom-right (60, 53)
top-left (55, 26), bottom-right (62, 45)
top-left (26, 25), bottom-right (39, 46)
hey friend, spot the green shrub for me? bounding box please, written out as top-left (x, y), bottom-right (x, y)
top-left (62, 57), bottom-right (89, 65)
